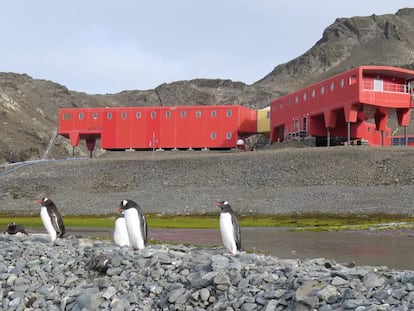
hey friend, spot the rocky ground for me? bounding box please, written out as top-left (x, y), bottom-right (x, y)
top-left (2, 233), bottom-right (414, 311)
top-left (1, 145), bottom-right (414, 217)
top-left (2, 146), bottom-right (414, 310)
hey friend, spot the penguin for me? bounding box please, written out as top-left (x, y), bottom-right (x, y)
top-left (116, 199), bottom-right (147, 250)
top-left (5, 222), bottom-right (29, 236)
top-left (113, 209), bottom-right (130, 247)
top-left (35, 197), bottom-right (66, 242)
top-left (216, 200), bottom-right (242, 255)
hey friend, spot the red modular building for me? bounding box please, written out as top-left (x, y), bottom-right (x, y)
top-left (59, 105), bottom-right (257, 152)
top-left (270, 66), bottom-right (414, 146)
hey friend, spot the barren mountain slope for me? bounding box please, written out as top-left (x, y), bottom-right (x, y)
top-left (1, 8), bottom-right (414, 163)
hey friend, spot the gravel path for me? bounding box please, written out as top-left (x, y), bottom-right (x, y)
top-left (1, 146), bottom-right (414, 216)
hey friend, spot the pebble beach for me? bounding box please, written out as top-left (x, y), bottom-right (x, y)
top-left (1, 233), bottom-right (414, 311)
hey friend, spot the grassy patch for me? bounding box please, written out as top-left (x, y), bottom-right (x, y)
top-left (1, 213), bottom-right (414, 231)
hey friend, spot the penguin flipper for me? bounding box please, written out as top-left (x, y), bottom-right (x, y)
top-left (141, 213), bottom-right (148, 245)
top-left (49, 212), bottom-right (65, 237)
top-left (231, 214), bottom-right (242, 251)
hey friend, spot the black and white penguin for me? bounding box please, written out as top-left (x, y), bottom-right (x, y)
top-left (116, 199), bottom-right (147, 250)
top-left (35, 197), bottom-right (66, 242)
top-left (113, 209), bottom-right (130, 247)
top-left (5, 222), bottom-right (29, 236)
top-left (216, 200), bottom-right (242, 255)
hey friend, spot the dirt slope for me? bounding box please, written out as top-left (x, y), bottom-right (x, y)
top-left (1, 146), bottom-right (413, 217)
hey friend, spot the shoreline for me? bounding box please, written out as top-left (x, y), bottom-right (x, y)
top-left (2, 233), bottom-right (414, 310)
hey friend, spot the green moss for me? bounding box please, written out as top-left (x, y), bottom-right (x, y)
top-left (1, 212), bottom-right (414, 232)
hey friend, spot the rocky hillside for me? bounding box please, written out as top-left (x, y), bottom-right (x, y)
top-left (1, 8), bottom-right (414, 163)
top-left (256, 8), bottom-right (414, 94)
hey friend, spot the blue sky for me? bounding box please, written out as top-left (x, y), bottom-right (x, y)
top-left (0, 1), bottom-right (412, 94)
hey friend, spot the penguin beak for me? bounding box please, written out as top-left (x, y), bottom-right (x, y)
top-left (35, 199), bottom-right (42, 203)
top-left (115, 207), bottom-right (121, 214)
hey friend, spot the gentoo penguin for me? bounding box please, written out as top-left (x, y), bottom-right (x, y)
top-left (35, 197), bottom-right (66, 242)
top-left (216, 200), bottom-right (242, 255)
top-left (5, 222), bottom-right (29, 236)
top-left (113, 210), bottom-right (130, 247)
top-left (116, 199), bottom-right (147, 250)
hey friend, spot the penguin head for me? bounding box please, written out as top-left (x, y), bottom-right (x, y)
top-left (35, 197), bottom-right (54, 207)
top-left (216, 200), bottom-right (233, 213)
top-left (116, 199), bottom-right (138, 212)
top-left (7, 222), bottom-right (17, 230)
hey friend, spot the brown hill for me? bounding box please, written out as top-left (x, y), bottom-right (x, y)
top-left (256, 8), bottom-right (414, 94)
top-left (1, 8), bottom-right (414, 163)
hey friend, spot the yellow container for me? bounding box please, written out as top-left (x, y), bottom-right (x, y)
top-left (257, 107), bottom-right (270, 134)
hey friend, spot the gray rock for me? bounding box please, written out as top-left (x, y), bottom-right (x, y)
top-left (317, 285), bottom-right (338, 302)
top-left (168, 286), bottom-right (186, 303)
top-left (200, 288), bottom-right (210, 301)
top-left (241, 302), bottom-right (258, 311)
top-left (102, 286), bottom-right (117, 300)
top-left (363, 272), bottom-right (386, 288)
top-left (76, 291), bottom-right (103, 310)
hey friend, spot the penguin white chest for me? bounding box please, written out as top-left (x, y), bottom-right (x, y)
top-left (124, 208), bottom-right (145, 250)
top-left (40, 206), bottom-right (57, 242)
top-left (114, 217), bottom-right (130, 247)
top-left (220, 213), bottom-right (237, 254)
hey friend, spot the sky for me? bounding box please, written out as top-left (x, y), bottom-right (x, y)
top-left (0, 1), bottom-right (413, 94)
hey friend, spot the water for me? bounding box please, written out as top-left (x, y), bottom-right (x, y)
top-left (66, 227), bottom-right (414, 270)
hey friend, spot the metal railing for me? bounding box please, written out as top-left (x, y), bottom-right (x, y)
top-left (362, 81), bottom-right (409, 93)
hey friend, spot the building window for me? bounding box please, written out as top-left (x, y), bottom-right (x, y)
top-left (181, 111), bottom-right (186, 118)
top-left (151, 111), bottom-right (156, 119)
top-left (226, 109), bottom-right (232, 117)
top-left (165, 111), bottom-right (171, 119)
top-left (196, 110), bottom-right (202, 118)
top-left (226, 132), bottom-right (232, 139)
top-left (92, 112), bottom-right (98, 120)
top-left (121, 112), bottom-right (127, 119)
top-left (311, 89), bottom-right (316, 98)
top-left (136, 112), bottom-right (141, 119)
top-left (349, 76), bottom-right (357, 85)
top-left (303, 92), bottom-right (307, 101)
top-left (340, 78), bottom-right (345, 88)
top-left (107, 112), bottom-right (112, 120)
top-left (211, 110), bottom-right (217, 118)
top-left (330, 82), bottom-right (335, 91)
top-left (79, 112), bottom-right (84, 120)
top-left (211, 132), bottom-right (216, 140)
top-left (279, 103), bottom-right (283, 109)
top-left (321, 85), bottom-right (325, 95)
top-left (295, 96), bottom-right (299, 103)
top-left (266, 111), bottom-right (270, 119)
top-left (63, 113), bottom-right (71, 120)
top-left (294, 119), bottom-right (299, 131)
top-left (302, 117), bottom-right (307, 131)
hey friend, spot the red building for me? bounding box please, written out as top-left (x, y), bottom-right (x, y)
top-left (59, 105), bottom-right (257, 152)
top-left (270, 66), bottom-right (414, 146)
